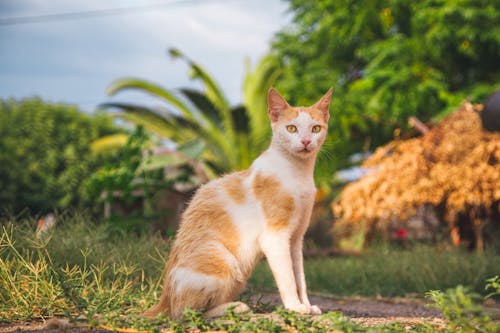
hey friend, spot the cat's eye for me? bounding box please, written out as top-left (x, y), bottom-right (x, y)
top-left (286, 125), bottom-right (297, 133)
top-left (312, 125), bottom-right (322, 133)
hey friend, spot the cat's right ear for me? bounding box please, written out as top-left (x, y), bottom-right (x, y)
top-left (268, 88), bottom-right (290, 122)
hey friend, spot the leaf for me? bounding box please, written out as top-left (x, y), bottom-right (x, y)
top-left (98, 102), bottom-right (198, 142)
top-left (177, 139), bottom-right (206, 160)
top-left (179, 88), bottom-right (222, 129)
top-left (137, 153), bottom-right (187, 172)
top-left (90, 134), bottom-right (129, 154)
top-left (231, 105), bottom-right (250, 133)
top-left (106, 77), bottom-right (197, 122)
top-left (243, 55), bottom-right (281, 146)
top-left (168, 48), bottom-right (236, 146)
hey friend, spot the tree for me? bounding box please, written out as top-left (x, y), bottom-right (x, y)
top-left (99, 49), bottom-right (282, 176)
top-left (0, 98), bottom-right (120, 215)
top-left (272, 0), bottom-right (500, 172)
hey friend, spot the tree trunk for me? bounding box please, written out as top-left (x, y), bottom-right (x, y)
top-left (473, 218), bottom-right (484, 253)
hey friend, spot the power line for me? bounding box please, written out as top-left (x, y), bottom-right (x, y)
top-left (0, 0), bottom-right (237, 26)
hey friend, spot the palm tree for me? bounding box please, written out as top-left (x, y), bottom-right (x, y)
top-left (98, 48), bottom-right (282, 176)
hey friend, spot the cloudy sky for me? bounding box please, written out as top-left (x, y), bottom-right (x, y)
top-left (0, 0), bottom-right (290, 112)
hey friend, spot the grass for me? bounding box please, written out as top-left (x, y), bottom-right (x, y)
top-left (250, 244), bottom-right (500, 297)
top-left (1, 212), bottom-right (499, 332)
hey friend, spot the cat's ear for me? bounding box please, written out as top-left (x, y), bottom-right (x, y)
top-left (268, 88), bottom-right (290, 122)
top-left (313, 87), bottom-right (333, 122)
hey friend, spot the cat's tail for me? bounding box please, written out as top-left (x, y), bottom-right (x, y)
top-left (141, 288), bottom-right (171, 318)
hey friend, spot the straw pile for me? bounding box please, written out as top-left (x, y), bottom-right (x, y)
top-left (332, 102), bottom-right (500, 251)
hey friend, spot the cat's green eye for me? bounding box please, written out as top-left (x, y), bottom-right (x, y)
top-left (286, 125), bottom-right (297, 133)
top-left (312, 125), bottom-right (322, 133)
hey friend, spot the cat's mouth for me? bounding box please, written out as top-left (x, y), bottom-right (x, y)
top-left (299, 147), bottom-right (313, 153)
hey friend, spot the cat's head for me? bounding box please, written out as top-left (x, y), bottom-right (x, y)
top-left (268, 88), bottom-right (332, 159)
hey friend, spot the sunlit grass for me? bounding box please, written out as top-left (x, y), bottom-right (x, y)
top-left (0, 212), bottom-right (168, 322)
top-left (1, 213), bottom-right (499, 332)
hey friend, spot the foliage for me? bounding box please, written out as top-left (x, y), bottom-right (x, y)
top-left (333, 103), bottom-right (500, 251)
top-left (1, 215), bottom-right (499, 332)
top-left (0, 98), bottom-right (120, 215)
top-left (99, 49), bottom-right (282, 176)
top-left (485, 276), bottom-right (500, 300)
top-left (272, 0), bottom-right (500, 171)
top-left (427, 283), bottom-right (499, 332)
top-left (86, 126), bottom-right (152, 206)
top-left (86, 126), bottom-right (209, 230)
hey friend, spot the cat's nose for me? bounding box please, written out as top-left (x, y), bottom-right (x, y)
top-left (301, 138), bottom-right (311, 147)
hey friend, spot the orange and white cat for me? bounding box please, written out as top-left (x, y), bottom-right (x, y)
top-left (144, 87), bottom-right (332, 319)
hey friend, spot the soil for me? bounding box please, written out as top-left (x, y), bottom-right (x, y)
top-left (0, 294), bottom-right (448, 332)
top-left (252, 293), bottom-right (446, 328)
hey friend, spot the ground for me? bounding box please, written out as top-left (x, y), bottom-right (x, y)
top-left (0, 294), bottom-right (447, 332)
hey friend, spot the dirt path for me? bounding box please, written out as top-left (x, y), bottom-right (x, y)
top-left (251, 293), bottom-right (445, 327)
top-left (0, 295), bottom-right (444, 332)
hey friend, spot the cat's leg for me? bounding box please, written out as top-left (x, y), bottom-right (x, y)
top-left (260, 231), bottom-right (311, 314)
top-left (203, 301), bottom-right (250, 318)
top-left (291, 236), bottom-right (321, 315)
top-left (290, 202), bottom-right (321, 315)
top-left (203, 278), bottom-right (250, 318)
top-left (169, 267), bottom-right (228, 318)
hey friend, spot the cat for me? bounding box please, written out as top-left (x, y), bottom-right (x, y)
top-left (143, 87), bottom-right (332, 319)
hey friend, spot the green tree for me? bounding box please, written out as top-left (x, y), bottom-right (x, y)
top-left (272, 0), bottom-right (500, 172)
top-left (99, 49), bottom-right (282, 176)
top-left (0, 98), bottom-right (120, 215)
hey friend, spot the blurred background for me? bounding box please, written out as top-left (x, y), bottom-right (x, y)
top-left (1, 0), bottom-right (500, 276)
top-left (1, 1), bottom-right (500, 326)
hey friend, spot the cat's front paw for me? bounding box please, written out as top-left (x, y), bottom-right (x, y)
top-left (310, 305), bottom-right (322, 315)
top-left (286, 303), bottom-right (311, 315)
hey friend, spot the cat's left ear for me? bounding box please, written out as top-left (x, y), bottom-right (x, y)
top-left (313, 87), bottom-right (333, 123)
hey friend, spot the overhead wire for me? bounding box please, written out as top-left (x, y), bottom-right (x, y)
top-left (0, 0), bottom-right (238, 26)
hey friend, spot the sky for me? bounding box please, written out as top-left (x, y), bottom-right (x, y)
top-left (0, 0), bottom-right (291, 112)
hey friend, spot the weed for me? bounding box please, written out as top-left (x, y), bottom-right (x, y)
top-left (426, 283), bottom-right (499, 332)
top-left (486, 276), bottom-right (500, 299)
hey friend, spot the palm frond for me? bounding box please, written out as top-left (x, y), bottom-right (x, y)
top-left (99, 102), bottom-right (196, 142)
top-left (243, 55), bottom-right (282, 149)
top-left (106, 77), bottom-right (197, 122)
top-left (179, 88), bottom-right (223, 129)
top-left (169, 48), bottom-right (236, 147)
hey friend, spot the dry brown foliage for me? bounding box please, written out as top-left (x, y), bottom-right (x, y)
top-left (332, 102), bottom-right (500, 250)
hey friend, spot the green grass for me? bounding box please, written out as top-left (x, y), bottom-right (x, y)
top-left (0, 212), bottom-right (169, 322)
top-left (250, 244), bottom-right (500, 297)
top-left (1, 212), bottom-right (499, 332)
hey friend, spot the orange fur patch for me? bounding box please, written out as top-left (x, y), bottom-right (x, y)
top-left (169, 185), bottom-right (240, 281)
top-left (275, 107), bottom-right (299, 125)
top-left (253, 172), bottom-right (295, 230)
top-left (306, 106), bottom-right (327, 123)
top-left (223, 170), bottom-right (249, 204)
top-left (275, 106), bottom-right (327, 126)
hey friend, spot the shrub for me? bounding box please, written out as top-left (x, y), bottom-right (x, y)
top-left (0, 98), bottom-right (120, 215)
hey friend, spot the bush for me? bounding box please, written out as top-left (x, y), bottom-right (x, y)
top-left (0, 98), bottom-right (120, 215)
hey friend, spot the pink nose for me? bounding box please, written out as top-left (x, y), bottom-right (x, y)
top-left (301, 138), bottom-right (311, 147)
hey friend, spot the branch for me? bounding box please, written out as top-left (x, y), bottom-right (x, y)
top-left (408, 116), bottom-right (430, 134)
